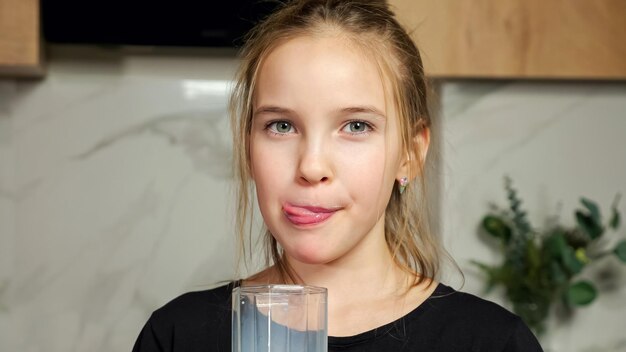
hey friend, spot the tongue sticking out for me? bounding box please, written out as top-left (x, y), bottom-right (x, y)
top-left (283, 204), bottom-right (338, 225)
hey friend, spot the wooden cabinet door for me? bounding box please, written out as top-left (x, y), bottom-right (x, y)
top-left (389, 0), bottom-right (626, 79)
top-left (0, 0), bottom-right (43, 77)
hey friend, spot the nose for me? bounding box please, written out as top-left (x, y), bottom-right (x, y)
top-left (297, 138), bottom-right (334, 185)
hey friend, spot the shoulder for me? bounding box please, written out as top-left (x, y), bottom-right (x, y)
top-left (151, 281), bottom-right (234, 324)
top-left (415, 283), bottom-right (543, 351)
top-left (132, 282), bottom-right (235, 352)
top-left (428, 283), bottom-right (518, 325)
top-left (154, 282), bottom-right (234, 318)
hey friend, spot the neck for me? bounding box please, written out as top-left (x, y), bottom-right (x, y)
top-left (249, 217), bottom-right (414, 304)
top-left (287, 244), bottom-right (406, 302)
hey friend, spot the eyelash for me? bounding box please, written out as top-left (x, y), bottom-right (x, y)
top-left (265, 120), bottom-right (296, 136)
top-left (264, 119), bottom-right (374, 136)
top-left (343, 119), bottom-right (374, 135)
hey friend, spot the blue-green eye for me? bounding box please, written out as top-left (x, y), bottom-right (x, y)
top-left (268, 121), bottom-right (294, 134)
top-left (343, 121), bottom-right (371, 133)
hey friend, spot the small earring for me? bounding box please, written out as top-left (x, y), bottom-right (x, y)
top-left (399, 177), bottom-right (409, 194)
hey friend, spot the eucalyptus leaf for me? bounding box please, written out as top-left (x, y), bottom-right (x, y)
top-left (526, 240), bottom-right (541, 271)
top-left (504, 178), bottom-right (532, 238)
top-left (549, 261), bottom-right (567, 286)
top-left (610, 193), bottom-right (622, 230)
top-left (544, 233), bottom-right (567, 259)
top-left (614, 240), bottom-right (626, 263)
top-left (575, 211), bottom-right (603, 240)
top-left (543, 234), bottom-right (583, 274)
top-left (610, 206), bottom-right (621, 230)
top-left (564, 281), bottom-right (597, 306)
top-left (561, 246), bottom-right (585, 275)
top-left (580, 198), bottom-right (601, 224)
top-left (482, 215), bottom-right (512, 243)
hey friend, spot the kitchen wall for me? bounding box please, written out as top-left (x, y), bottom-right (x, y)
top-left (0, 46), bottom-right (625, 351)
top-left (440, 81), bottom-right (626, 351)
top-left (0, 46), bottom-right (243, 351)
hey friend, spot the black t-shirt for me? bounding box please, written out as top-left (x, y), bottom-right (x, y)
top-left (132, 282), bottom-right (543, 351)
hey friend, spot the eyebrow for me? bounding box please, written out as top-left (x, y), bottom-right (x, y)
top-left (338, 106), bottom-right (387, 120)
top-left (253, 105), bottom-right (386, 119)
top-left (253, 105), bottom-right (297, 116)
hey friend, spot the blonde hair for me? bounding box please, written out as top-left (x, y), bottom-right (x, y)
top-left (229, 0), bottom-right (441, 286)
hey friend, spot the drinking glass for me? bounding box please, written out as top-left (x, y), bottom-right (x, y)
top-left (232, 285), bottom-right (328, 352)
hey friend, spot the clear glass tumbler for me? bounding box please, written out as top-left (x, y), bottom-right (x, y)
top-left (232, 285), bottom-right (328, 352)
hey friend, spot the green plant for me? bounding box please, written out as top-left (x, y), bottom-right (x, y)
top-left (473, 177), bottom-right (626, 335)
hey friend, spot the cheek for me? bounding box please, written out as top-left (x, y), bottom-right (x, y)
top-left (251, 151), bottom-right (274, 197)
top-left (250, 139), bottom-right (293, 205)
top-left (337, 144), bottom-right (393, 205)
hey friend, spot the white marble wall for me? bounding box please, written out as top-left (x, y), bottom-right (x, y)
top-left (1, 46), bottom-right (625, 351)
top-left (0, 46), bottom-right (242, 351)
top-left (441, 81), bottom-right (626, 351)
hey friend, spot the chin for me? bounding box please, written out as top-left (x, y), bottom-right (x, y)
top-left (285, 242), bottom-right (336, 266)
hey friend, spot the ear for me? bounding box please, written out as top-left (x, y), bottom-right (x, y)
top-left (396, 127), bottom-right (430, 182)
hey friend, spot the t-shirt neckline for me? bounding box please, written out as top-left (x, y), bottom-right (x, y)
top-left (327, 282), bottom-right (452, 347)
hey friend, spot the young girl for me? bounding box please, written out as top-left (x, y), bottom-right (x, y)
top-left (133, 1), bottom-right (543, 351)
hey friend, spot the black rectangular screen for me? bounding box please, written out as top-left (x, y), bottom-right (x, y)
top-left (42, 0), bottom-right (279, 47)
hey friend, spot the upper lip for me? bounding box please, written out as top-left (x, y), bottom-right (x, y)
top-left (283, 203), bottom-right (343, 214)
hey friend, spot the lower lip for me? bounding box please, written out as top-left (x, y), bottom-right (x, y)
top-left (283, 208), bottom-right (337, 226)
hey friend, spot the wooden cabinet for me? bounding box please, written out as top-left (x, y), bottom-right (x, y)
top-left (0, 0), bottom-right (44, 77)
top-left (389, 0), bottom-right (626, 79)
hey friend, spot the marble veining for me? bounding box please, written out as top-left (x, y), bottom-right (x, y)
top-left (74, 108), bottom-right (233, 179)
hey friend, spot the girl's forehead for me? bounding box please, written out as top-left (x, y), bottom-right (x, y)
top-left (261, 34), bottom-right (379, 77)
top-left (254, 35), bottom-right (393, 114)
